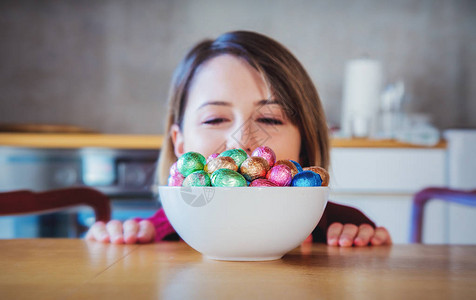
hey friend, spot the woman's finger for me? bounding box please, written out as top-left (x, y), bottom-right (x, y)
top-left (370, 226), bottom-right (392, 246)
top-left (106, 220), bottom-right (124, 244)
top-left (137, 220), bottom-right (156, 244)
top-left (327, 222), bottom-right (344, 246)
top-left (86, 221), bottom-right (109, 243)
top-left (339, 224), bottom-right (359, 247)
top-left (123, 219), bottom-right (140, 244)
top-left (354, 224), bottom-right (375, 247)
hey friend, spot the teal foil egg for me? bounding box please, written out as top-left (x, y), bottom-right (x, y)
top-left (177, 152), bottom-right (207, 177)
top-left (211, 168), bottom-right (247, 187)
top-left (291, 170), bottom-right (322, 187)
top-left (218, 149), bottom-right (248, 168)
top-left (182, 170), bottom-right (211, 187)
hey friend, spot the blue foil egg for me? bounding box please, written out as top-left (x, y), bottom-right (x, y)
top-left (291, 170), bottom-right (322, 187)
top-left (290, 160), bottom-right (303, 172)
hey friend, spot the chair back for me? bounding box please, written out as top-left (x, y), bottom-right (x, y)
top-left (0, 187), bottom-right (111, 222)
top-left (410, 187), bottom-right (476, 243)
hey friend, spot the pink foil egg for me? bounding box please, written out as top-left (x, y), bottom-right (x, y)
top-left (168, 173), bottom-right (185, 186)
top-left (275, 160), bottom-right (299, 177)
top-left (249, 178), bottom-right (278, 187)
top-left (207, 153), bottom-right (220, 163)
top-left (266, 164), bottom-right (292, 186)
top-left (169, 162), bottom-right (180, 177)
top-left (252, 146), bottom-right (276, 168)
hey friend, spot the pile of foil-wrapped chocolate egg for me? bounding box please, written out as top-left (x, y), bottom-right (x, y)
top-left (167, 146), bottom-right (329, 187)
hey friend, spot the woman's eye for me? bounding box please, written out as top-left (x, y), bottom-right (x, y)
top-left (257, 118), bottom-right (283, 125)
top-left (203, 118), bottom-right (227, 125)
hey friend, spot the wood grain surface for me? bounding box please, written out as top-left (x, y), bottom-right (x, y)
top-left (0, 133), bottom-right (445, 149)
top-left (0, 239), bottom-right (474, 300)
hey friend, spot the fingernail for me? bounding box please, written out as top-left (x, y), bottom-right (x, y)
top-left (111, 235), bottom-right (123, 244)
top-left (124, 235), bottom-right (137, 244)
top-left (372, 237), bottom-right (382, 245)
top-left (339, 238), bottom-right (352, 247)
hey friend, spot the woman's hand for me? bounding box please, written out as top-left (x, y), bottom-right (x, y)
top-left (85, 219), bottom-right (156, 244)
top-left (326, 222), bottom-right (392, 247)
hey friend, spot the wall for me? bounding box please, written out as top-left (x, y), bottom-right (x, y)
top-left (1, 0), bottom-right (475, 134)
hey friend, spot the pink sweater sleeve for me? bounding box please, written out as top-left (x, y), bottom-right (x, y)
top-left (134, 208), bottom-right (176, 242)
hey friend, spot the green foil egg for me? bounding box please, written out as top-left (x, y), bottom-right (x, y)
top-left (211, 168), bottom-right (247, 187)
top-left (177, 152), bottom-right (207, 177)
top-left (218, 149), bottom-right (248, 168)
top-left (182, 170), bottom-right (211, 187)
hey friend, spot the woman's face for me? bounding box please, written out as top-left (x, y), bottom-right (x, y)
top-left (171, 54), bottom-right (301, 163)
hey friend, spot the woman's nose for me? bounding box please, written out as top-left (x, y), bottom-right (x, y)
top-left (226, 121), bottom-right (260, 155)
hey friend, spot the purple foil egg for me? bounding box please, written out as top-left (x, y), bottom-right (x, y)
top-left (252, 146), bottom-right (276, 168)
top-left (249, 178), bottom-right (278, 187)
top-left (266, 164), bottom-right (292, 186)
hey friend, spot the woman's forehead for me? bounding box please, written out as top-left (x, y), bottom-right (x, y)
top-left (186, 54), bottom-right (271, 109)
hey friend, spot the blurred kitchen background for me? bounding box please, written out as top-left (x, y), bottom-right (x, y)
top-left (1, 0), bottom-right (475, 243)
top-left (1, 0), bottom-right (475, 133)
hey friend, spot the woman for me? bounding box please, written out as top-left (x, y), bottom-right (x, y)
top-left (87, 31), bottom-right (392, 247)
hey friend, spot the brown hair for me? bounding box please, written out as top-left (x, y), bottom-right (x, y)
top-left (157, 31), bottom-right (329, 185)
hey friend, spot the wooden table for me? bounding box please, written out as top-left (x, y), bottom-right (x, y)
top-left (1, 240), bottom-right (475, 300)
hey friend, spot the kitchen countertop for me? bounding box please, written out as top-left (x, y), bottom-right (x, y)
top-left (0, 133), bottom-right (446, 149)
top-left (0, 133), bottom-right (163, 149)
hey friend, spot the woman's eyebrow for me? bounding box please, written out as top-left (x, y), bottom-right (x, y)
top-left (197, 101), bottom-right (232, 110)
top-left (196, 99), bottom-right (279, 111)
top-left (255, 99), bottom-right (279, 106)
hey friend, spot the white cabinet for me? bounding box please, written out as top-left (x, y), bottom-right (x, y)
top-left (444, 130), bottom-right (476, 244)
top-left (329, 148), bottom-right (446, 193)
top-left (329, 147), bottom-right (447, 244)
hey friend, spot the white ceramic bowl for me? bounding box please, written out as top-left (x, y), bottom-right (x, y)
top-left (158, 186), bottom-right (328, 261)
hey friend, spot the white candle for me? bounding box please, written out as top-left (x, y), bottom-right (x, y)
top-left (341, 58), bottom-right (383, 137)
